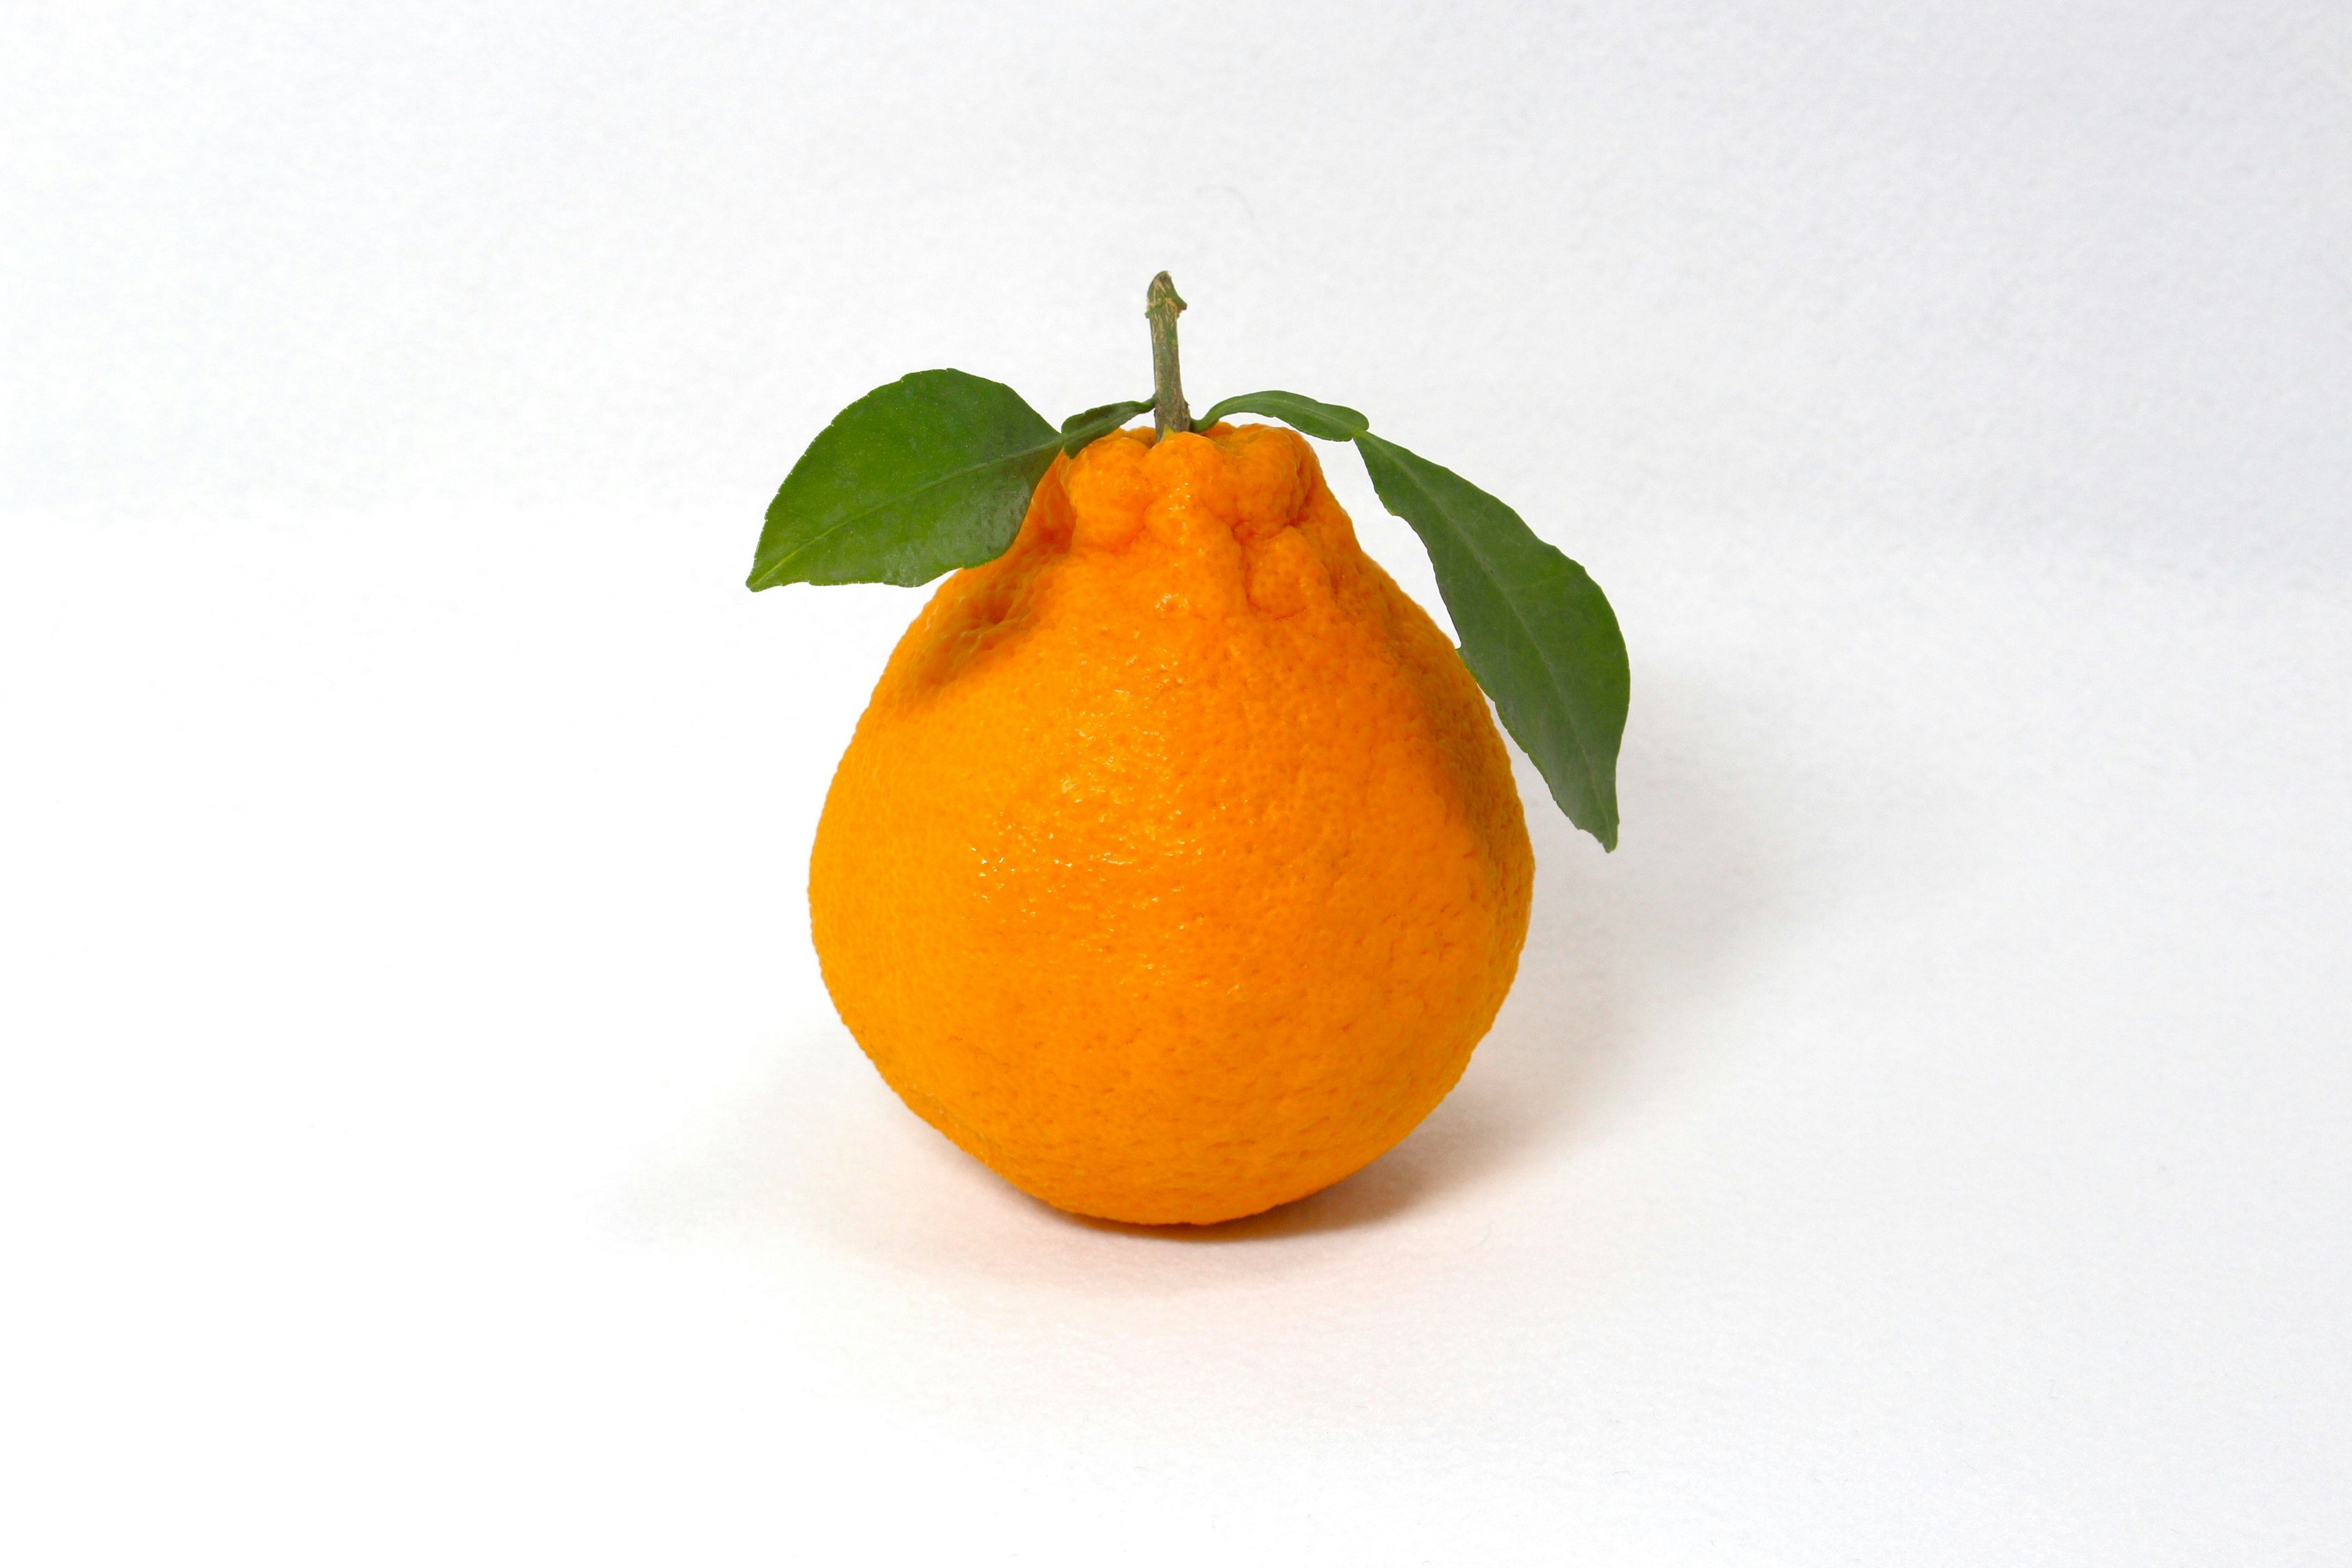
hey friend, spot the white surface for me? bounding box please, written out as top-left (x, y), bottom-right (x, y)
top-left (6, 2), bottom-right (2349, 1561)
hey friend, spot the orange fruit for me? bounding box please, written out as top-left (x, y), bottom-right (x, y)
top-left (809, 421), bottom-right (1534, 1224)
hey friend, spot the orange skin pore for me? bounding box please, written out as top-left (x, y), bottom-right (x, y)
top-left (809, 423), bottom-right (1534, 1225)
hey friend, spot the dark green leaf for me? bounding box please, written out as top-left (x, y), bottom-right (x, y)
top-left (748, 369), bottom-right (1059, 590)
top-left (1194, 390), bottom-right (1371, 442)
top-left (1354, 433), bottom-right (1629, 850)
top-left (1059, 398), bottom-right (1155, 457)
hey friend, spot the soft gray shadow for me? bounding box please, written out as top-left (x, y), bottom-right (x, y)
top-left (1018, 664), bottom-right (1787, 1243)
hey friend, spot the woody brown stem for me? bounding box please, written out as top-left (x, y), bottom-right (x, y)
top-left (1146, 271), bottom-right (1191, 438)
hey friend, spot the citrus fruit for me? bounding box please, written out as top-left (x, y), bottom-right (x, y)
top-left (809, 422), bottom-right (1535, 1224)
top-left (750, 273), bottom-right (1628, 1229)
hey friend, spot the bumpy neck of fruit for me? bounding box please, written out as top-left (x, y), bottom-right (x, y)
top-left (1147, 271), bottom-right (1192, 439)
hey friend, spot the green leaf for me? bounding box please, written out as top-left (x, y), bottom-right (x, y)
top-left (1354, 432), bottom-right (1629, 850)
top-left (1194, 390), bottom-right (1371, 442)
top-left (748, 369), bottom-right (1060, 590)
top-left (1059, 398), bottom-right (1154, 457)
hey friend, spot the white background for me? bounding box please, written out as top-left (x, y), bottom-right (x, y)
top-left (6, 2), bottom-right (2348, 1561)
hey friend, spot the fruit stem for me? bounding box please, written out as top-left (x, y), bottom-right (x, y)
top-left (1146, 271), bottom-right (1192, 439)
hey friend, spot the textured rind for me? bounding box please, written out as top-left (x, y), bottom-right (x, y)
top-left (809, 424), bottom-right (1535, 1225)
